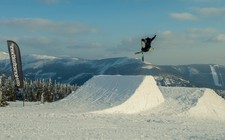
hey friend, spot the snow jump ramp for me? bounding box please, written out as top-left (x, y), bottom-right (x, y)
top-left (57, 75), bottom-right (225, 120)
top-left (59, 75), bottom-right (164, 114)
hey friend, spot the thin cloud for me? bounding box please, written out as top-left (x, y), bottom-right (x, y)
top-left (0, 18), bottom-right (99, 36)
top-left (169, 12), bottom-right (197, 20)
top-left (39, 0), bottom-right (60, 5)
top-left (213, 34), bottom-right (225, 42)
top-left (197, 7), bottom-right (225, 16)
top-left (158, 28), bottom-right (222, 49)
top-left (193, 0), bottom-right (221, 2)
top-left (66, 42), bottom-right (104, 50)
top-left (187, 28), bottom-right (216, 34)
top-left (179, 0), bottom-right (222, 2)
top-left (113, 37), bottom-right (139, 53)
top-left (0, 18), bottom-right (100, 56)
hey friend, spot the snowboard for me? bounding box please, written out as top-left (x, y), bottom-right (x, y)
top-left (134, 48), bottom-right (154, 55)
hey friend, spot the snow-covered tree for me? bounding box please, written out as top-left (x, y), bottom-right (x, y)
top-left (0, 75), bottom-right (78, 103)
top-left (0, 75), bottom-right (9, 107)
top-left (5, 76), bottom-right (16, 101)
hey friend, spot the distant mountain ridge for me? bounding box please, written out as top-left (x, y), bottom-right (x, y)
top-left (0, 52), bottom-right (224, 91)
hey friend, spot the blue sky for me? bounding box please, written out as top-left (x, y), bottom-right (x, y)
top-left (0, 0), bottom-right (225, 65)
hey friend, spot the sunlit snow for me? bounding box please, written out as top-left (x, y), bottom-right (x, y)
top-left (1, 75), bottom-right (225, 139)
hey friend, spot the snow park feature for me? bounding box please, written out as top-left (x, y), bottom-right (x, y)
top-left (154, 87), bottom-right (225, 121)
top-left (1, 75), bottom-right (225, 139)
top-left (57, 75), bottom-right (225, 120)
top-left (57, 75), bottom-right (164, 114)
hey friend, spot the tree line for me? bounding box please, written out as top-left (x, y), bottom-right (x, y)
top-left (0, 74), bottom-right (78, 107)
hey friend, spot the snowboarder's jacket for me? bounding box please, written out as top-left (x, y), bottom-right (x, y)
top-left (141, 35), bottom-right (156, 52)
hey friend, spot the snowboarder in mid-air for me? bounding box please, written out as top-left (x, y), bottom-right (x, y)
top-left (135, 35), bottom-right (157, 61)
top-left (142, 35), bottom-right (156, 52)
top-left (136, 35), bottom-right (157, 54)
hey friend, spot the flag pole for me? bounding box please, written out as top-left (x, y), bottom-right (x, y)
top-left (7, 40), bottom-right (24, 106)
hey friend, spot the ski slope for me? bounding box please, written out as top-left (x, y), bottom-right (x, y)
top-left (1, 75), bottom-right (225, 139)
top-left (210, 65), bottom-right (223, 87)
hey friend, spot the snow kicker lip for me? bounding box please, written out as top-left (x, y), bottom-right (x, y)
top-left (94, 76), bottom-right (165, 114)
top-left (58, 75), bottom-right (164, 114)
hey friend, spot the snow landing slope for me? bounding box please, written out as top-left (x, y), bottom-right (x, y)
top-left (150, 87), bottom-right (225, 121)
top-left (57, 75), bottom-right (164, 114)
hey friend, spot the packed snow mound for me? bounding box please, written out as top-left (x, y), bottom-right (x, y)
top-left (153, 87), bottom-right (225, 121)
top-left (58, 75), bottom-right (164, 114)
top-left (186, 89), bottom-right (225, 120)
top-left (96, 75), bottom-right (164, 114)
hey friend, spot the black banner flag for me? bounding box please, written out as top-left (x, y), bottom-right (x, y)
top-left (7, 40), bottom-right (24, 88)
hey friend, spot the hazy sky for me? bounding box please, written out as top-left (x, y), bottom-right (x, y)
top-left (0, 0), bottom-right (225, 65)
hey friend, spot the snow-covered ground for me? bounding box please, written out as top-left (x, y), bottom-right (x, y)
top-left (1, 75), bottom-right (225, 140)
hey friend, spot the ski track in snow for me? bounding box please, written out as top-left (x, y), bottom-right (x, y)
top-left (210, 65), bottom-right (222, 87)
top-left (1, 75), bottom-right (225, 139)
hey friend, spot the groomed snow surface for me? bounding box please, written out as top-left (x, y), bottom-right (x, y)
top-left (1, 75), bottom-right (225, 139)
